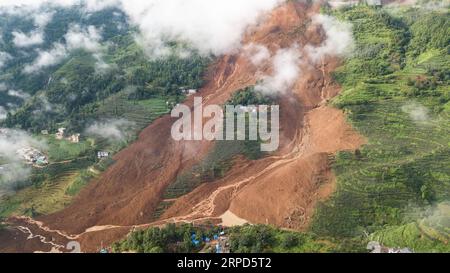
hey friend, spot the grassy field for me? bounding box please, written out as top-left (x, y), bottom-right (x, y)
top-left (40, 135), bottom-right (95, 162)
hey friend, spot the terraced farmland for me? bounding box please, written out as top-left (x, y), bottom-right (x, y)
top-left (0, 159), bottom-right (94, 217)
top-left (369, 203), bottom-right (450, 252)
top-left (311, 6), bottom-right (450, 252)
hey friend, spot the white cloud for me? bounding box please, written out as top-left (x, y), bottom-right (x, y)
top-left (65, 24), bottom-right (111, 73)
top-left (0, 51), bottom-right (12, 69)
top-left (0, 129), bottom-right (47, 193)
top-left (12, 11), bottom-right (54, 48)
top-left (2, 0), bottom-right (283, 58)
top-left (0, 162), bottom-right (31, 194)
top-left (306, 14), bottom-right (354, 62)
top-left (84, 0), bottom-right (120, 12)
top-left (248, 14), bottom-right (354, 97)
top-left (0, 82), bottom-right (7, 91)
top-left (401, 102), bottom-right (430, 123)
top-left (0, 129), bottom-right (46, 158)
top-left (12, 31), bottom-right (44, 48)
top-left (23, 24), bottom-right (106, 74)
top-left (7, 89), bottom-right (31, 100)
top-left (23, 42), bottom-right (68, 74)
top-left (93, 52), bottom-right (115, 73)
top-left (85, 118), bottom-right (135, 141)
top-left (256, 46), bottom-right (301, 95)
top-left (244, 43), bottom-right (271, 66)
top-left (34, 11), bottom-right (54, 28)
top-left (0, 106), bottom-right (8, 120)
top-left (65, 25), bottom-right (102, 52)
top-left (120, 0), bottom-right (282, 57)
top-left (0, 0), bottom-right (77, 11)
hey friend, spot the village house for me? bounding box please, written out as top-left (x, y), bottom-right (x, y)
top-left (97, 151), bottom-right (110, 159)
top-left (188, 89), bottom-right (197, 95)
top-left (67, 133), bottom-right (80, 143)
top-left (55, 128), bottom-right (81, 143)
top-left (180, 88), bottom-right (198, 96)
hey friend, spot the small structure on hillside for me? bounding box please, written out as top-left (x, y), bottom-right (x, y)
top-left (180, 89), bottom-right (198, 96)
top-left (67, 133), bottom-right (80, 143)
top-left (55, 128), bottom-right (80, 143)
top-left (16, 147), bottom-right (48, 166)
top-left (56, 128), bottom-right (66, 140)
top-left (41, 130), bottom-right (49, 135)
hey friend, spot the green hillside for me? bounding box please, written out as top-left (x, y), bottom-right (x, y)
top-left (311, 5), bottom-right (450, 252)
top-left (120, 4), bottom-right (450, 254)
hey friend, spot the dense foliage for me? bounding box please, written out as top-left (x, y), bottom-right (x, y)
top-left (0, 7), bottom-right (209, 133)
top-left (164, 87), bottom-right (274, 199)
top-left (312, 6), bottom-right (450, 252)
top-left (112, 223), bottom-right (223, 253)
top-left (114, 223), bottom-right (367, 253)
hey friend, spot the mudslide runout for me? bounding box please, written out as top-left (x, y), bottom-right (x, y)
top-left (3, 1), bottom-right (365, 253)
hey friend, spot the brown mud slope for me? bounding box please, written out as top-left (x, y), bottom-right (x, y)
top-left (2, 1), bottom-right (365, 252)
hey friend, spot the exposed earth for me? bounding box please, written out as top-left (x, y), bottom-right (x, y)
top-left (0, 1), bottom-right (366, 253)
